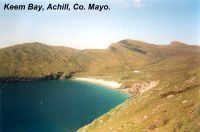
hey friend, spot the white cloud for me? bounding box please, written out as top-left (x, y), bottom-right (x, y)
top-left (133, 0), bottom-right (144, 8)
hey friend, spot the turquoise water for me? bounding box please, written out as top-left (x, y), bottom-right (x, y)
top-left (0, 80), bottom-right (129, 132)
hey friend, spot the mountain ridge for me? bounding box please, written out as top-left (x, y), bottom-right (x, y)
top-left (0, 40), bottom-right (199, 82)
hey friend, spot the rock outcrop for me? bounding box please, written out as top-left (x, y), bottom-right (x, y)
top-left (122, 80), bottom-right (159, 95)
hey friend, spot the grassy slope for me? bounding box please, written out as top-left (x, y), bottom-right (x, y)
top-left (78, 71), bottom-right (200, 131)
top-left (0, 40), bottom-right (159, 80)
top-left (0, 42), bottom-right (80, 78)
top-left (0, 40), bottom-right (200, 131)
top-left (78, 41), bottom-right (200, 131)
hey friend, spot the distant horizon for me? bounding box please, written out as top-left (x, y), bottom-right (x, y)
top-left (1, 38), bottom-right (199, 50)
top-left (0, 0), bottom-right (199, 49)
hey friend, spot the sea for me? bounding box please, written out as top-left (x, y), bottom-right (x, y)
top-left (0, 80), bottom-right (129, 132)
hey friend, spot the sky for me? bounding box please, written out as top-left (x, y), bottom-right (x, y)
top-left (0, 0), bottom-right (199, 49)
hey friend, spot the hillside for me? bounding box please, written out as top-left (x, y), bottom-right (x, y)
top-left (0, 42), bottom-right (80, 81)
top-left (79, 70), bottom-right (200, 132)
top-left (77, 41), bottom-right (200, 131)
top-left (0, 40), bottom-right (200, 131)
top-left (1, 40), bottom-right (199, 82)
top-left (78, 68), bottom-right (200, 131)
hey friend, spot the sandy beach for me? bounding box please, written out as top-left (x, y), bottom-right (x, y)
top-left (74, 78), bottom-right (122, 89)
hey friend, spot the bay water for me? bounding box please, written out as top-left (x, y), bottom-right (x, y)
top-left (0, 80), bottom-right (129, 132)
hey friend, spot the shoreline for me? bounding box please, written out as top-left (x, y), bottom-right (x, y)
top-left (73, 77), bottom-right (131, 96)
top-left (74, 77), bottom-right (122, 89)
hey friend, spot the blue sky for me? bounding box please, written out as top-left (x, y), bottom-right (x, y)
top-left (0, 0), bottom-right (199, 49)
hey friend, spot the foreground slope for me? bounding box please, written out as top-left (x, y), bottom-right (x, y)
top-left (78, 69), bottom-right (200, 131)
top-left (78, 41), bottom-right (200, 131)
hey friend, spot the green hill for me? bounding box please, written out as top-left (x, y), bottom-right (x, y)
top-left (0, 42), bottom-right (81, 81)
top-left (0, 40), bottom-right (200, 131)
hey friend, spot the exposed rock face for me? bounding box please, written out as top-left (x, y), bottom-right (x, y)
top-left (64, 71), bottom-right (78, 79)
top-left (126, 80), bottom-right (159, 95)
top-left (0, 72), bottom-right (64, 82)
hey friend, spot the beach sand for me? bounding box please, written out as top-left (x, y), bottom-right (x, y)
top-left (74, 78), bottom-right (122, 89)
